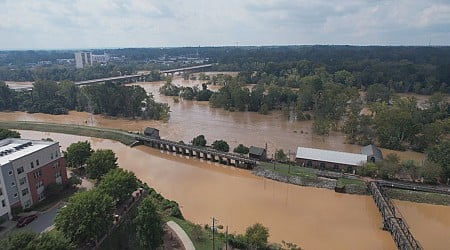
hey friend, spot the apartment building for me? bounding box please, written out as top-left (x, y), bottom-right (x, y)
top-left (0, 138), bottom-right (68, 221)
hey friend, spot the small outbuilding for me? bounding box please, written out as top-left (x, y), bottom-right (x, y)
top-left (361, 144), bottom-right (383, 163)
top-left (249, 146), bottom-right (267, 160)
top-left (144, 127), bottom-right (160, 139)
top-left (295, 147), bottom-right (367, 173)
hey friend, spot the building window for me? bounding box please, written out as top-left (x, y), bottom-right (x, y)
top-left (53, 162), bottom-right (60, 168)
top-left (11, 182), bottom-right (15, 187)
top-left (30, 162), bottom-right (34, 168)
top-left (25, 200), bottom-right (31, 208)
top-left (55, 151), bottom-right (58, 157)
top-left (17, 166), bottom-right (24, 174)
top-left (19, 177), bottom-right (27, 185)
top-left (35, 180), bottom-right (44, 189)
top-left (0, 188), bottom-right (2, 195)
top-left (36, 159), bottom-right (40, 166)
top-left (55, 171), bottom-right (61, 178)
top-left (8, 170), bottom-right (12, 176)
top-left (50, 153), bottom-right (54, 159)
top-left (1, 199), bottom-right (5, 207)
top-left (38, 192), bottom-right (45, 201)
top-left (14, 193), bottom-right (18, 198)
top-left (33, 170), bottom-right (42, 179)
top-left (22, 188), bottom-right (29, 196)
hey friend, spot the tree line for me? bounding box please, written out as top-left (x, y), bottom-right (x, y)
top-left (0, 80), bottom-right (170, 120)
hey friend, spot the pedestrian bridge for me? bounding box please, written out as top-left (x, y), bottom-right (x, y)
top-left (368, 182), bottom-right (423, 250)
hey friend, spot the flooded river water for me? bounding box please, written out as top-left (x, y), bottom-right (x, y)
top-left (19, 130), bottom-right (396, 249)
top-left (2, 75), bottom-right (449, 249)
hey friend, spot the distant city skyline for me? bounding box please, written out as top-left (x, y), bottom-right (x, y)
top-left (1, 0), bottom-right (449, 50)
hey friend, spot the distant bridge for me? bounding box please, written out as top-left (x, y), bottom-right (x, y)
top-left (160, 64), bottom-right (214, 75)
top-left (74, 74), bottom-right (149, 86)
top-left (134, 135), bottom-right (257, 169)
top-left (10, 64), bottom-right (216, 90)
top-left (74, 64), bottom-right (215, 85)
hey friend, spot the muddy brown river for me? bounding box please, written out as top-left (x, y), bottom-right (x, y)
top-left (2, 75), bottom-right (449, 249)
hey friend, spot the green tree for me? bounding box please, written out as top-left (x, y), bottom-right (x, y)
top-left (245, 223), bottom-right (269, 249)
top-left (63, 141), bottom-right (93, 168)
top-left (134, 197), bottom-right (164, 249)
top-left (0, 81), bottom-right (18, 111)
top-left (31, 231), bottom-right (76, 250)
top-left (0, 128), bottom-right (20, 140)
top-left (275, 149), bottom-right (288, 162)
top-left (55, 189), bottom-right (115, 247)
top-left (233, 144), bottom-right (249, 154)
top-left (212, 140), bottom-right (230, 152)
top-left (366, 83), bottom-right (394, 103)
top-left (420, 161), bottom-right (443, 184)
top-left (0, 231), bottom-right (37, 250)
top-left (98, 168), bottom-right (138, 204)
top-left (192, 135), bottom-right (207, 147)
top-left (86, 149), bottom-right (118, 180)
top-left (312, 118), bottom-right (331, 135)
top-left (374, 107), bottom-right (418, 150)
top-left (426, 140), bottom-right (450, 181)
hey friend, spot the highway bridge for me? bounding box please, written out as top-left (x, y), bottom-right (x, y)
top-left (10, 64), bottom-right (216, 90)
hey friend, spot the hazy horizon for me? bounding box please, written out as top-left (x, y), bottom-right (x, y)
top-left (1, 0), bottom-right (449, 50)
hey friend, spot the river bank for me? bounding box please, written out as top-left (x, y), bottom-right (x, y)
top-left (2, 121), bottom-right (447, 205)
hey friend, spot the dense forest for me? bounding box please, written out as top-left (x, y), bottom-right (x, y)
top-left (1, 46), bottom-right (450, 180)
top-left (1, 46), bottom-right (449, 94)
top-left (0, 81), bottom-right (170, 121)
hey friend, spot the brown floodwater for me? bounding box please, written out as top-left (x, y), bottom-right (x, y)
top-left (0, 75), bottom-right (426, 163)
top-left (394, 200), bottom-right (450, 250)
top-left (18, 130), bottom-right (396, 249)
top-left (3, 75), bottom-right (448, 248)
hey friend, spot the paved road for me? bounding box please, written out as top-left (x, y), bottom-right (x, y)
top-left (22, 202), bottom-right (65, 233)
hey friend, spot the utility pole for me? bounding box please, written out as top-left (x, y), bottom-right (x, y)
top-left (212, 217), bottom-right (217, 250)
top-left (225, 226), bottom-right (228, 250)
top-left (272, 153), bottom-right (275, 170)
top-left (288, 149), bottom-right (291, 174)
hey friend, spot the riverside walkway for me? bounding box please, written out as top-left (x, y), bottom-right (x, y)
top-left (368, 182), bottom-right (422, 250)
top-left (166, 221), bottom-right (195, 250)
top-left (134, 135), bottom-right (257, 169)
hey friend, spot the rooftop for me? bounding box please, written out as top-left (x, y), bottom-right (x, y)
top-left (249, 146), bottom-right (265, 156)
top-left (296, 147), bottom-right (367, 166)
top-left (0, 138), bottom-right (57, 165)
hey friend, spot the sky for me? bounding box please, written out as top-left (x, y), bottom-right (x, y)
top-left (0, 0), bottom-right (449, 49)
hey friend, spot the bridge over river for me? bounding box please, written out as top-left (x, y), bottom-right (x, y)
top-left (134, 135), bottom-right (257, 169)
top-left (369, 181), bottom-right (423, 250)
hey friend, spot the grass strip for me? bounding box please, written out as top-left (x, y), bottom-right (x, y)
top-left (0, 121), bottom-right (136, 145)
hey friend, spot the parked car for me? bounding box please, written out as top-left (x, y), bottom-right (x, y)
top-left (16, 214), bottom-right (37, 228)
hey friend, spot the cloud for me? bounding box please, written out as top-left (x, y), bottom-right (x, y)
top-left (0, 0), bottom-right (449, 49)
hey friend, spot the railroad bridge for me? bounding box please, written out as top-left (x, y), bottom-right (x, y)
top-left (368, 182), bottom-right (423, 250)
top-left (134, 135), bottom-right (257, 169)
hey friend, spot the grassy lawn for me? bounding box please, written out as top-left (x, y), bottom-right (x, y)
top-left (386, 188), bottom-right (450, 206)
top-left (259, 162), bottom-right (317, 179)
top-left (0, 121), bottom-right (136, 145)
top-left (166, 217), bottom-right (226, 250)
top-left (336, 178), bottom-right (366, 187)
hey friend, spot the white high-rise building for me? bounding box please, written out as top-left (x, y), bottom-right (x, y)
top-left (74, 52), bottom-right (93, 69)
